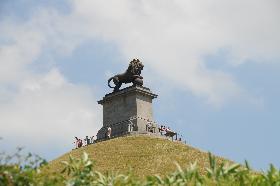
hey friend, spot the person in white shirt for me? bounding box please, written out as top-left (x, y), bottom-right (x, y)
top-left (107, 127), bottom-right (112, 138)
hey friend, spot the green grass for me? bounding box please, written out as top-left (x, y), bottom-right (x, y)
top-left (46, 135), bottom-right (231, 178)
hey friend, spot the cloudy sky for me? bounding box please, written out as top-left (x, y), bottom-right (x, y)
top-left (0, 0), bottom-right (279, 170)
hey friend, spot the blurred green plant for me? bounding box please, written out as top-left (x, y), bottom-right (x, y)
top-left (1, 149), bottom-right (280, 186)
top-left (0, 147), bottom-right (62, 186)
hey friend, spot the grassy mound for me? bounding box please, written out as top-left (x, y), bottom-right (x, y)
top-left (46, 135), bottom-right (232, 178)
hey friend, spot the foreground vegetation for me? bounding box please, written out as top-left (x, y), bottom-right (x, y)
top-left (1, 148), bottom-right (280, 185)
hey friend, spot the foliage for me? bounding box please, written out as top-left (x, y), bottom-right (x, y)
top-left (0, 147), bottom-right (63, 186)
top-left (1, 149), bottom-right (280, 186)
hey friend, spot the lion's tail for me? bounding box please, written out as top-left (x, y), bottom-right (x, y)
top-left (108, 77), bottom-right (115, 88)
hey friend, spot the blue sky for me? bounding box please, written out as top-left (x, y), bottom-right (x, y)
top-left (0, 0), bottom-right (280, 171)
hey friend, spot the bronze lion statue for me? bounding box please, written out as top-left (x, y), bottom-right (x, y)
top-left (108, 59), bottom-right (144, 92)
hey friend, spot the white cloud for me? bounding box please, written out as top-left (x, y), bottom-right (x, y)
top-left (0, 69), bottom-right (101, 154)
top-left (69, 0), bottom-right (280, 105)
top-left (0, 25), bottom-right (44, 84)
top-left (1, 0), bottom-right (279, 105)
top-left (0, 8), bottom-right (101, 157)
top-left (0, 0), bottom-right (279, 157)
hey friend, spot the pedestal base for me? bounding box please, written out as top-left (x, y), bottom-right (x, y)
top-left (97, 86), bottom-right (158, 140)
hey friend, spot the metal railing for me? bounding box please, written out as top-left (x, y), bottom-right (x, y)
top-left (97, 116), bottom-right (187, 144)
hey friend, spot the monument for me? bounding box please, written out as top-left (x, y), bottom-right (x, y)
top-left (96, 59), bottom-right (159, 140)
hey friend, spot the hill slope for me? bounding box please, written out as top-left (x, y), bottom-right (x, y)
top-left (47, 135), bottom-right (232, 178)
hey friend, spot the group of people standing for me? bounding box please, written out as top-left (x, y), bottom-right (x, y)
top-left (74, 124), bottom-right (183, 149)
top-left (159, 125), bottom-right (182, 141)
top-left (146, 123), bottom-right (174, 135)
top-left (74, 136), bottom-right (95, 149)
top-left (74, 127), bottom-right (112, 149)
top-left (159, 125), bottom-right (173, 134)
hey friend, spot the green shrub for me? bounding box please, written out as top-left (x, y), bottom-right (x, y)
top-left (1, 149), bottom-right (280, 186)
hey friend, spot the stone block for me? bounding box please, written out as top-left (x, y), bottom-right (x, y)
top-left (97, 86), bottom-right (158, 139)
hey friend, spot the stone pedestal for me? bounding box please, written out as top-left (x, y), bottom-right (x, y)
top-left (97, 86), bottom-right (158, 139)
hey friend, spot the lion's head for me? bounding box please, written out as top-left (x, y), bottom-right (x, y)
top-left (127, 58), bottom-right (144, 75)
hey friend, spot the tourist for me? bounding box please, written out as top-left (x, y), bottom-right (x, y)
top-left (107, 127), bottom-right (112, 138)
top-left (85, 136), bottom-right (90, 145)
top-left (146, 122), bottom-right (152, 132)
top-left (74, 137), bottom-right (79, 149)
top-left (90, 135), bottom-right (95, 144)
top-left (78, 139), bottom-right (83, 148)
top-left (159, 125), bottom-right (163, 135)
top-left (166, 127), bottom-right (171, 133)
top-left (128, 122), bottom-right (134, 132)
